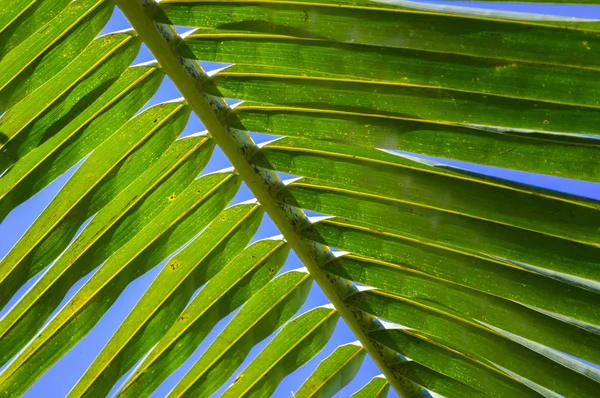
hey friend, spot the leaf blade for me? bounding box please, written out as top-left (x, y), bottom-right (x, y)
top-left (350, 375), bottom-right (390, 398)
top-left (163, 269), bottom-right (313, 398)
top-left (221, 306), bottom-right (340, 398)
top-left (0, 171), bottom-right (240, 394)
top-left (295, 342), bottom-right (365, 398)
top-left (69, 202), bottom-right (266, 397)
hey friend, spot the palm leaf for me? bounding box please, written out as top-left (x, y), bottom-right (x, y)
top-left (219, 305), bottom-right (339, 398)
top-left (0, 0), bottom-right (113, 113)
top-left (0, 62), bottom-right (164, 220)
top-left (157, 268), bottom-right (313, 397)
top-left (0, 170), bottom-right (240, 394)
top-left (69, 202), bottom-right (265, 396)
top-left (1, 0), bottom-right (599, 396)
top-left (351, 375), bottom-right (390, 398)
top-left (295, 342), bottom-right (366, 398)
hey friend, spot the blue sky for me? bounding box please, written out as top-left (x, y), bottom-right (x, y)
top-left (1, 1), bottom-right (600, 397)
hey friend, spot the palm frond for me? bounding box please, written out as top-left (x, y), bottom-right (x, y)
top-left (1, 0), bottom-right (599, 396)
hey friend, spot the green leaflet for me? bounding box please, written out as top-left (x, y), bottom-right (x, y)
top-left (114, 239), bottom-right (289, 397)
top-left (0, 171), bottom-right (239, 394)
top-left (209, 71), bottom-right (600, 138)
top-left (350, 376), bottom-right (390, 398)
top-left (220, 305), bottom-right (340, 398)
top-left (0, 134), bottom-right (217, 368)
top-left (252, 137), bottom-right (600, 246)
top-left (295, 342), bottom-right (365, 398)
top-left (333, 257), bottom-right (600, 365)
top-left (0, 64), bottom-right (164, 220)
top-left (0, 31), bottom-right (140, 157)
top-left (70, 202), bottom-right (265, 397)
top-left (356, 323), bottom-right (540, 397)
top-left (165, 269), bottom-right (313, 397)
top-left (369, 301), bottom-right (599, 397)
top-left (186, 33), bottom-right (600, 109)
top-left (304, 219), bottom-right (600, 328)
top-left (230, 104), bottom-right (600, 182)
top-left (159, 0), bottom-right (600, 68)
top-left (279, 181), bottom-right (600, 284)
top-left (0, 0), bottom-right (72, 54)
top-left (392, 361), bottom-right (488, 398)
top-left (0, 0), bottom-right (112, 113)
top-left (0, 102), bottom-right (190, 311)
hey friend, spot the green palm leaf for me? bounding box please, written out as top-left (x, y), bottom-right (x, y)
top-left (2, 0), bottom-right (600, 396)
top-left (0, 0), bottom-right (113, 112)
top-left (295, 342), bottom-right (366, 398)
top-left (163, 268), bottom-right (313, 397)
top-left (69, 202), bottom-right (264, 397)
top-left (0, 169), bottom-right (239, 394)
top-left (0, 63), bottom-right (164, 220)
top-left (219, 305), bottom-right (339, 398)
top-left (0, 0), bottom-right (72, 53)
top-left (114, 237), bottom-right (290, 396)
top-left (0, 132), bottom-right (215, 366)
top-left (0, 102), bottom-right (190, 310)
top-left (351, 375), bottom-right (390, 398)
